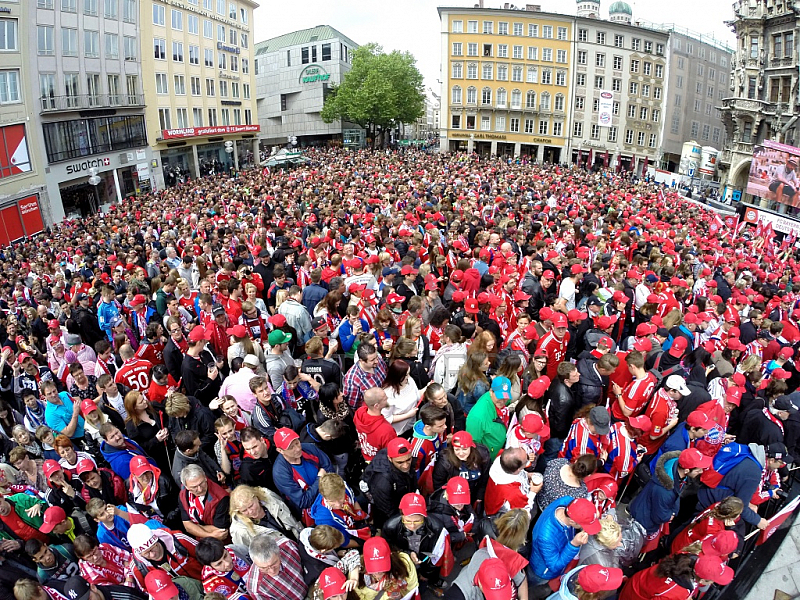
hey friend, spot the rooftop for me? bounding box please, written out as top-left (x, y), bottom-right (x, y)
top-left (255, 25), bottom-right (359, 56)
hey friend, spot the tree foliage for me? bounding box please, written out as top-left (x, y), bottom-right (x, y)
top-left (321, 43), bottom-right (425, 148)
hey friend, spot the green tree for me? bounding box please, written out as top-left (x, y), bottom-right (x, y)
top-left (321, 43), bottom-right (425, 149)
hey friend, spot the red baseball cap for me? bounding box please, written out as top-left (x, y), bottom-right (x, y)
top-left (566, 498), bottom-right (601, 534)
top-left (597, 336), bottom-right (614, 348)
top-left (268, 314), bottom-right (287, 327)
top-left (521, 413), bottom-right (548, 436)
top-left (476, 559), bottom-right (513, 600)
top-left (226, 324), bottom-right (249, 338)
top-left (464, 299), bottom-right (480, 314)
top-left (129, 455), bottom-right (155, 477)
top-left (567, 309), bottom-right (586, 322)
top-left (76, 458), bottom-right (97, 476)
top-left (80, 398), bottom-right (99, 417)
top-left (628, 415), bottom-right (653, 432)
top-left (399, 492), bottom-right (427, 516)
top-left (386, 292), bottom-right (405, 305)
top-left (42, 459), bottom-right (61, 480)
top-left (668, 336), bottom-right (688, 357)
top-left (400, 265), bottom-right (418, 276)
top-left (633, 338), bottom-right (652, 352)
top-left (772, 368), bottom-right (791, 380)
top-left (451, 431), bottom-right (476, 449)
top-left (636, 322), bottom-right (657, 336)
top-left (577, 564), bottom-right (624, 594)
top-left (387, 438), bottom-right (412, 458)
top-left (363, 537), bottom-right (391, 573)
top-left (780, 346), bottom-right (795, 359)
top-left (694, 555), bottom-right (734, 585)
top-left (445, 477), bottom-right (471, 504)
top-left (274, 427), bottom-right (300, 450)
top-left (48, 319), bottom-right (60, 329)
top-left (319, 567), bottom-right (348, 600)
top-left (686, 410), bottom-right (714, 429)
top-left (683, 313), bottom-right (699, 325)
top-left (188, 326), bottom-right (212, 342)
top-left (542, 270), bottom-right (555, 279)
top-left (678, 448), bottom-right (713, 470)
top-left (570, 264), bottom-right (587, 275)
top-left (701, 530), bottom-right (739, 557)
top-left (552, 312), bottom-right (568, 328)
top-left (612, 291), bottom-right (628, 304)
top-left (523, 323), bottom-right (540, 341)
top-left (145, 569), bottom-right (180, 600)
top-left (39, 506), bottom-right (67, 534)
top-left (726, 387), bottom-right (743, 406)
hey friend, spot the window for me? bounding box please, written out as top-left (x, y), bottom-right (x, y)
top-left (124, 36), bottom-right (136, 61)
top-left (743, 121), bottom-right (752, 143)
top-left (510, 118), bottom-right (519, 133)
top-left (174, 108), bottom-right (187, 129)
top-left (467, 63), bottom-right (477, 79)
top-left (526, 90), bottom-right (536, 108)
top-left (674, 94), bottom-right (682, 107)
top-left (497, 88), bottom-right (507, 107)
top-left (644, 40), bottom-right (653, 53)
top-left (527, 66), bottom-right (537, 83)
top-left (498, 44), bottom-right (508, 58)
top-left (189, 45), bottom-right (199, 65)
top-left (632, 38), bottom-right (641, 51)
top-left (62, 0), bottom-right (77, 11)
top-left (706, 103), bottom-right (712, 115)
top-left (557, 49), bottom-right (567, 63)
top-left (553, 122), bottom-right (563, 136)
top-left (483, 44), bottom-right (492, 57)
top-left (193, 108), bottom-right (203, 127)
top-left (591, 124), bottom-right (600, 139)
top-left (37, 26), bottom-right (54, 55)
top-left (613, 55), bottom-right (623, 70)
top-left (0, 71), bottom-right (20, 105)
top-left (707, 85), bottom-right (715, 98)
top-left (512, 66), bottom-right (522, 82)
top-left (482, 64), bottom-right (492, 79)
top-left (608, 127), bottom-right (617, 142)
top-left (656, 43), bottom-right (664, 55)
top-left (750, 36), bottom-right (758, 58)
top-left (576, 73), bottom-right (586, 86)
top-left (104, 0), bottom-right (117, 18)
top-left (322, 43), bottom-right (331, 61)
top-left (452, 20), bottom-right (463, 33)
top-left (482, 87), bottom-right (492, 105)
top-left (173, 41), bottom-right (183, 62)
top-left (42, 115), bottom-right (147, 163)
top-left (596, 53), bottom-right (605, 67)
top-left (452, 63), bottom-right (463, 78)
top-left (190, 76), bottom-right (201, 96)
top-left (468, 20), bottom-right (478, 33)
top-left (451, 86), bottom-right (462, 104)
top-left (38, 0), bottom-right (54, 7)
top-left (497, 65), bottom-right (507, 81)
top-left (86, 74), bottom-right (100, 105)
top-left (204, 20), bottom-right (213, 38)
top-left (540, 92), bottom-right (550, 110)
top-left (483, 21), bottom-right (493, 34)
top-left (655, 64), bottom-right (663, 78)
top-left (525, 118), bottom-right (534, 133)
top-left (528, 46), bottom-right (538, 60)
top-left (154, 38), bottom-right (166, 60)
top-left (696, 82), bottom-right (703, 94)
top-left (513, 45), bottom-right (523, 59)
top-left (596, 31), bottom-right (605, 45)
top-left (208, 108), bottom-right (217, 126)
top-left (219, 80), bottom-right (227, 97)
top-left (786, 32), bottom-right (794, 57)
top-left (498, 22), bottom-right (508, 35)
top-left (595, 75), bottom-right (604, 89)
top-left (557, 27), bottom-right (567, 40)
top-left (496, 116), bottom-right (505, 131)
top-left (231, 82), bottom-right (239, 98)
top-left (451, 115), bottom-right (461, 129)
top-left (701, 124), bottom-right (710, 140)
top-left (243, 83), bottom-right (250, 99)
top-left (205, 48), bottom-right (213, 67)
top-left (614, 34), bottom-right (623, 48)
top-left (205, 78), bottom-right (214, 96)
top-left (676, 75), bottom-right (683, 89)
top-left (104, 33), bottom-right (118, 59)
top-left (696, 64), bottom-right (704, 77)
top-left (613, 101), bottom-right (620, 115)
top-left (188, 15), bottom-right (198, 35)
top-left (643, 62), bottom-right (651, 76)
top-left (466, 86), bottom-right (476, 104)
top-left (694, 98), bottom-right (701, 112)
top-left (64, 73), bottom-right (79, 107)
top-left (630, 60), bottom-right (639, 73)
top-left (670, 114), bottom-right (680, 134)
top-left (155, 73), bottom-right (168, 94)
top-left (637, 131), bottom-right (645, 146)
top-left (511, 88), bottom-right (521, 108)
top-left (40, 74), bottom-right (56, 109)
top-left (627, 104), bottom-right (636, 118)
top-left (654, 87), bottom-right (662, 99)
top-left (575, 96), bottom-right (584, 110)
top-left (677, 57), bottom-right (684, 70)
top-left (218, 24), bottom-right (225, 41)
top-left (123, 0), bottom-right (135, 21)
top-left (539, 120), bottom-right (548, 135)
top-left (642, 84), bottom-right (650, 97)
top-left (612, 78), bottom-right (621, 92)
top-left (542, 25), bottom-right (553, 39)
top-left (229, 29), bottom-right (237, 46)
top-left (218, 52), bottom-right (226, 69)
top-left (452, 42), bottom-right (462, 56)
top-left (578, 29), bottom-right (587, 42)
top-left (230, 56), bottom-right (238, 71)
top-left (153, 4), bottom-right (165, 25)
top-left (62, 28), bottom-right (78, 56)
top-left (573, 122), bottom-right (582, 137)
top-left (84, 0), bottom-right (97, 15)
top-left (748, 76), bottom-right (757, 99)
top-left (691, 120), bottom-right (699, 137)
top-left (541, 69), bottom-right (551, 84)
top-left (713, 127), bottom-right (721, 143)
top-left (158, 108), bottom-right (170, 130)
top-left (555, 70), bottom-right (566, 86)
top-left (554, 94), bottom-right (564, 111)
top-left (640, 107), bottom-right (648, 120)
top-left (468, 43), bottom-right (478, 56)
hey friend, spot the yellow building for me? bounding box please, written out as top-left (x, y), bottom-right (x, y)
top-left (438, 6), bottom-right (573, 161)
top-left (141, 0), bottom-right (259, 187)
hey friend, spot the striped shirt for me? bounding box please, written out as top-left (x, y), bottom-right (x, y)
top-left (245, 538), bottom-right (307, 600)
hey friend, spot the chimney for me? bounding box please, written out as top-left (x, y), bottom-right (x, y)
top-left (526, 4), bottom-right (541, 11)
top-left (504, 2), bottom-right (510, 8)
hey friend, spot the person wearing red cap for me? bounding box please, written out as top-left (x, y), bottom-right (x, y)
top-left (180, 326), bottom-right (222, 405)
top-left (537, 312), bottom-right (570, 381)
top-left (558, 264), bottom-right (585, 311)
top-left (620, 553), bottom-right (733, 600)
top-left (143, 568), bottom-right (185, 600)
top-left (552, 563), bottom-right (625, 600)
top-left (354, 536), bottom-right (418, 600)
top-left (272, 426), bottom-right (333, 514)
top-left (629, 448), bottom-right (711, 536)
top-left (427, 476), bottom-right (474, 547)
top-left (648, 410), bottom-right (713, 476)
top-left (670, 496), bottom-right (744, 555)
top-left (360, 437), bottom-right (417, 530)
top-left (505, 412), bottom-right (550, 468)
top-left (314, 566), bottom-right (357, 600)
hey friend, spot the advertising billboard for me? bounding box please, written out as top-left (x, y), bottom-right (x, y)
top-left (598, 91), bottom-right (614, 127)
top-left (747, 139), bottom-right (800, 206)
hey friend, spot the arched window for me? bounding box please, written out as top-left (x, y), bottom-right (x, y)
top-left (526, 90), bottom-right (536, 108)
top-left (511, 89), bottom-right (522, 109)
top-left (497, 88), bottom-right (507, 107)
top-left (540, 92), bottom-right (551, 110)
top-left (451, 86), bottom-right (462, 104)
top-left (467, 86), bottom-right (477, 104)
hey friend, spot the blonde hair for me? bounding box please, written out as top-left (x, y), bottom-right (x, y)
top-left (275, 289), bottom-right (288, 310)
top-left (595, 517), bottom-right (622, 549)
top-left (319, 473), bottom-right (346, 500)
top-left (229, 485), bottom-right (267, 534)
top-left (494, 509), bottom-right (530, 551)
top-left (404, 316), bottom-right (421, 337)
top-left (164, 392), bottom-right (190, 417)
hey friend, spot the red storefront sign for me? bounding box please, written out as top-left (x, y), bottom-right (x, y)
top-left (0, 195), bottom-right (44, 246)
top-left (161, 124), bottom-right (260, 140)
top-left (18, 195), bottom-right (43, 237)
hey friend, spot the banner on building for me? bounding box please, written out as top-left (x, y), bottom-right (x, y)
top-left (161, 124), bottom-right (260, 140)
top-left (747, 140), bottom-right (800, 207)
top-left (742, 204), bottom-right (800, 238)
top-left (598, 91), bottom-right (614, 127)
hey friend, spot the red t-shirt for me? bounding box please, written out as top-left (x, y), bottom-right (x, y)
top-left (135, 341), bottom-right (165, 365)
top-left (640, 389), bottom-right (678, 455)
top-left (611, 372), bottom-right (656, 421)
top-left (115, 358), bottom-right (154, 392)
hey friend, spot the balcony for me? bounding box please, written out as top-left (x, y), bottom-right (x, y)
top-left (721, 97), bottom-right (769, 113)
top-left (40, 93), bottom-right (145, 114)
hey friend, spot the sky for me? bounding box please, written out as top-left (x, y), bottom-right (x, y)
top-left (252, 0), bottom-right (738, 94)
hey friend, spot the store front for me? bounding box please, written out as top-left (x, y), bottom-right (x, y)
top-left (160, 146), bottom-right (196, 185)
top-left (543, 146), bottom-right (562, 164)
top-left (496, 142), bottom-right (516, 157)
top-left (197, 142), bottom-right (231, 176)
top-left (520, 143), bottom-right (538, 158)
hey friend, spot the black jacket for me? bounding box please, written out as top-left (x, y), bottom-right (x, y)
top-left (166, 397), bottom-right (217, 455)
top-left (426, 487), bottom-right (473, 544)
top-left (361, 447), bottom-right (417, 529)
top-left (739, 321), bottom-right (758, 345)
top-left (163, 338), bottom-right (185, 382)
top-left (738, 409), bottom-right (785, 448)
top-left (180, 353), bottom-right (221, 406)
top-left (576, 354), bottom-right (606, 407)
top-left (383, 512), bottom-right (458, 555)
top-left (521, 274), bottom-right (544, 321)
top-left (545, 379), bottom-right (579, 440)
top-left (431, 444), bottom-right (490, 500)
top-left (72, 306), bottom-right (106, 347)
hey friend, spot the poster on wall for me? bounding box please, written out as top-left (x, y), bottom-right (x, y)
top-left (598, 91), bottom-right (614, 127)
top-left (747, 140), bottom-right (800, 207)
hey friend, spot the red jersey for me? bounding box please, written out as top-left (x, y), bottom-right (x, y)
top-left (670, 504), bottom-right (727, 554)
top-left (611, 372), bottom-right (656, 421)
top-left (538, 330), bottom-right (569, 380)
top-left (115, 358), bottom-right (154, 392)
top-left (135, 341), bottom-right (165, 365)
top-left (640, 389), bottom-right (678, 456)
top-left (178, 293), bottom-right (197, 317)
top-left (620, 564), bottom-right (695, 600)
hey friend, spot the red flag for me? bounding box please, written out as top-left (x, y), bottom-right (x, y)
top-left (757, 495), bottom-right (800, 545)
top-left (478, 537), bottom-right (529, 576)
top-left (431, 528), bottom-right (455, 577)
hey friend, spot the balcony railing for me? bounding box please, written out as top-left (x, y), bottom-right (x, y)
top-left (40, 93), bottom-right (145, 113)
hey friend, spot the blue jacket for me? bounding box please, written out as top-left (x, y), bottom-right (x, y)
top-left (97, 300), bottom-right (121, 342)
top-left (272, 443), bottom-right (333, 512)
top-left (629, 450), bottom-right (684, 535)
top-left (650, 424), bottom-right (692, 475)
top-left (530, 495), bottom-right (580, 580)
top-left (99, 437), bottom-right (154, 480)
top-left (338, 318), bottom-right (370, 354)
top-left (301, 283), bottom-right (328, 316)
top-left (697, 442), bottom-right (765, 526)
top-left (308, 485), bottom-right (358, 546)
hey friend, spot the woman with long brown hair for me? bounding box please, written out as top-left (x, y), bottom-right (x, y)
top-left (456, 351), bottom-right (491, 414)
top-left (124, 390), bottom-right (171, 471)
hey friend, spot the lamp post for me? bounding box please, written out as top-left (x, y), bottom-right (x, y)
top-left (88, 167), bottom-right (101, 214)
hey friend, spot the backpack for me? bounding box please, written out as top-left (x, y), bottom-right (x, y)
top-left (700, 442), bottom-right (762, 489)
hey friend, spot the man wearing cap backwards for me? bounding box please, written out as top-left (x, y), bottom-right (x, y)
top-left (466, 376), bottom-right (516, 460)
top-left (629, 448), bottom-right (711, 536)
top-left (529, 496), bottom-right (600, 586)
top-left (245, 531), bottom-right (307, 600)
top-left (360, 438), bottom-right (418, 530)
top-left (271, 427), bottom-right (333, 514)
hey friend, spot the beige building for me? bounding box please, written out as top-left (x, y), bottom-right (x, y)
top-left (141, 0), bottom-right (259, 187)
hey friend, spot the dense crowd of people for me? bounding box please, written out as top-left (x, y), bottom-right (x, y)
top-left (0, 147), bottom-right (796, 600)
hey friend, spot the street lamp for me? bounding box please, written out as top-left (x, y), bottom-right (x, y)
top-left (88, 167), bottom-right (101, 213)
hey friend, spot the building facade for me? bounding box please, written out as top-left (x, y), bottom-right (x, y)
top-left (254, 26), bottom-right (359, 148)
top-left (718, 0), bottom-right (800, 210)
top-left (438, 6), bottom-right (573, 162)
top-left (570, 9), bottom-right (668, 174)
top-left (141, 0), bottom-right (259, 187)
top-left (0, 0), bottom-right (52, 238)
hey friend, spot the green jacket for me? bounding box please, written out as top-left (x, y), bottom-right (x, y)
top-left (8, 493), bottom-right (45, 529)
top-left (465, 392), bottom-right (508, 459)
top-left (155, 288), bottom-right (169, 318)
